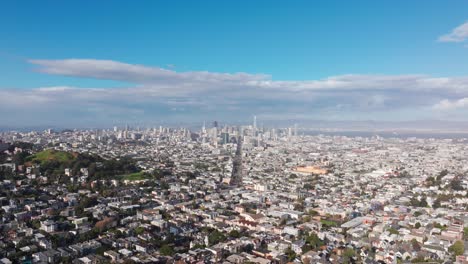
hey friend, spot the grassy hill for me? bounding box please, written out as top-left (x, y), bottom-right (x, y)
top-left (121, 171), bottom-right (147, 181)
top-left (27, 149), bottom-right (76, 165)
top-left (23, 149), bottom-right (140, 180)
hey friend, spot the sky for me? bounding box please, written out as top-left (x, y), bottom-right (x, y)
top-left (1, 0), bottom-right (468, 128)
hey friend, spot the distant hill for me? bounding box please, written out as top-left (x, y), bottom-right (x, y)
top-left (23, 149), bottom-right (139, 180)
top-left (26, 149), bottom-right (76, 165)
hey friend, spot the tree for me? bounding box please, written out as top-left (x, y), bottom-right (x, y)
top-left (342, 248), bottom-right (357, 264)
top-left (410, 197), bottom-right (428, 208)
top-left (60, 256), bottom-right (72, 264)
top-left (228, 229), bottom-right (241, 238)
top-left (388, 227), bottom-right (399, 235)
top-left (134, 226), bottom-right (145, 235)
top-left (208, 230), bottom-right (226, 246)
top-left (413, 211), bottom-right (423, 217)
top-left (433, 222), bottom-right (447, 231)
top-left (450, 178), bottom-right (464, 191)
top-left (411, 239), bottom-right (421, 251)
top-left (411, 255), bottom-right (427, 263)
top-left (448, 240), bottom-right (464, 256)
top-left (419, 197), bottom-right (428, 207)
top-left (243, 243), bottom-right (254, 253)
top-left (159, 244), bottom-right (174, 256)
top-left (191, 244), bottom-right (205, 250)
top-left (279, 218), bottom-right (288, 226)
top-left (305, 232), bottom-right (324, 249)
top-left (284, 247), bottom-right (296, 261)
top-left (436, 169), bottom-right (448, 181)
top-left (294, 202), bottom-right (305, 211)
top-left (308, 210), bottom-right (319, 216)
top-left (12, 151), bottom-right (29, 165)
top-left (414, 222), bottom-right (421, 229)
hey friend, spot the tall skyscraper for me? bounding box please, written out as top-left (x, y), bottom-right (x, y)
top-left (253, 115), bottom-right (257, 137)
top-left (221, 132), bottom-right (229, 144)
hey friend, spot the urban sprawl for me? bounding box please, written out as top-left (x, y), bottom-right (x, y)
top-left (0, 120), bottom-right (467, 264)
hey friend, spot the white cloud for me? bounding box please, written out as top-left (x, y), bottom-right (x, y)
top-left (3, 58), bottom-right (468, 126)
top-left (438, 21), bottom-right (468, 42)
top-left (28, 59), bottom-right (468, 95)
top-left (29, 59), bottom-right (268, 84)
top-left (433, 98), bottom-right (468, 110)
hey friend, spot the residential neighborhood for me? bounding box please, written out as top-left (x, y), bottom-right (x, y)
top-left (0, 124), bottom-right (467, 264)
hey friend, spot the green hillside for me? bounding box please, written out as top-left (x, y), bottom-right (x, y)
top-left (121, 171), bottom-right (147, 181)
top-left (27, 149), bottom-right (76, 164)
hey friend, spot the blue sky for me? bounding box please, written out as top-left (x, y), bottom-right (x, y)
top-left (1, 1), bottom-right (468, 127)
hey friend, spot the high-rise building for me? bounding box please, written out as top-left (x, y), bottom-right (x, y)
top-left (221, 132), bottom-right (229, 144)
top-left (252, 116), bottom-right (257, 137)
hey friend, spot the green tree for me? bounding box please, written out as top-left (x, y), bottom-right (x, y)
top-left (388, 227), bottom-right (399, 235)
top-left (191, 244), bottom-right (205, 249)
top-left (208, 230), bottom-right (226, 246)
top-left (448, 240), bottom-right (464, 256)
top-left (134, 226), bottom-right (145, 235)
top-left (228, 229), bottom-right (241, 238)
top-left (432, 199), bottom-right (441, 208)
top-left (413, 211), bottom-right (423, 217)
top-left (342, 248), bottom-right (357, 264)
top-left (419, 197), bottom-right (428, 207)
top-left (305, 232), bottom-right (324, 249)
top-left (284, 247), bottom-right (296, 261)
top-left (411, 256), bottom-right (427, 263)
top-left (12, 151), bottom-right (29, 165)
top-left (436, 169), bottom-right (448, 181)
top-left (308, 210), bottom-right (319, 216)
top-left (159, 244), bottom-right (174, 256)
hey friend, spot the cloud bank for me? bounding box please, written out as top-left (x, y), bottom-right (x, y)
top-left (2, 58), bottom-right (468, 127)
top-left (433, 98), bottom-right (468, 110)
top-left (438, 21), bottom-right (468, 43)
